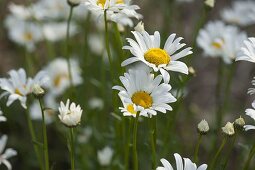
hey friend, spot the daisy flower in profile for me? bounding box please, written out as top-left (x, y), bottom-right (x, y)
top-left (0, 135), bottom-right (17, 170)
top-left (244, 100), bottom-right (255, 131)
top-left (236, 38), bottom-right (255, 63)
top-left (58, 99), bottom-right (83, 127)
top-left (0, 68), bottom-right (48, 109)
top-left (122, 30), bottom-right (192, 83)
top-left (221, 1), bottom-right (255, 26)
top-left (157, 153), bottom-right (207, 170)
top-left (0, 110), bottom-right (7, 122)
top-left (113, 66), bottom-right (176, 117)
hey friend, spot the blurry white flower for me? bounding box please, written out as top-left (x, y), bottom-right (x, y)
top-left (0, 135), bottom-right (17, 170)
top-left (0, 110), bottom-right (7, 122)
top-left (236, 37), bottom-right (255, 63)
top-left (58, 99), bottom-right (83, 127)
top-left (88, 33), bottom-right (105, 55)
top-left (43, 58), bottom-right (83, 96)
top-left (134, 21), bottom-right (144, 32)
top-left (113, 66), bottom-right (177, 117)
top-left (88, 97), bottom-right (104, 110)
top-left (157, 153), bottom-right (207, 170)
top-left (197, 21), bottom-right (247, 64)
top-left (248, 77), bottom-right (255, 95)
top-left (244, 101), bottom-right (255, 131)
top-left (77, 127), bottom-right (93, 143)
top-left (122, 30), bottom-right (192, 83)
top-left (221, 1), bottom-right (255, 26)
top-left (234, 116), bottom-right (245, 128)
top-left (30, 101), bottom-right (56, 124)
top-left (32, 84), bottom-right (45, 98)
top-left (42, 22), bottom-right (78, 42)
top-left (97, 146), bottom-right (113, 166)
top-left (197, 119), bottom-right (209, 134)
top-left (8, 3), bottom-right (32, 20)
top-left (222, 122), bottom-right (235, 136)
top-left (0, 68), bottom-right (48, 109)
top-left (204, 0), bottom-right (214, 8)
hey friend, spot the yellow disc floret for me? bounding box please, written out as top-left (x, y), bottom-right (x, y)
top-left (97, 0), bottom-right (124, 7)
top-left (127, 104), bottom-right (137, 114)
top-left (211, 42), bottom-right (223, 49)
top-left (53, 74), bottom-right (68, 88)
top-left (131, 91), bottom-right (153, 109)
top-left (144, 48), bottom-right (170, 66)
top-left (23, 32), bottom-right (33, 41)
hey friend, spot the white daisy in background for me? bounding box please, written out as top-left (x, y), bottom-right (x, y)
top-left (97, 146), bottom-right (114, 166)
top-left (248, 77), bottom-right (255, 95)
top-left (244, 101), bottom-right (255, 131)
top-left (113, 67), bottom-right (177, 117)
top-left (88, 97), bottom-right (104, 110)
top-left (221, 1), bottom-right (255, 26)
top-left (77, 127), bottom-right (93, 143)
top-left (236, 37), bottom-right (255, 63)
top-left (122, 30), bottom-right (192, 83)
top-left (197, 20), bottom-right (247, 63)
top-left (157, 153), bottom-right (207, 170)
top-left (8, 3), bottom-right (32, 20)
top-left (43, 58), bottom-right (83, 96)
top-left (0, 68), bottom-right (48, 109)
top-left (0, 110), bottom-right (7, 122)
top-left (58, 99), bottom-right (83, 127)
top-left (0, 135), bottom-right (17, 170)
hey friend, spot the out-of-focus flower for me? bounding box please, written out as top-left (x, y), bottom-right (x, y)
top-left (0, 68), bottom-right (48, 109)
top-left (234, 116), bottom-right (245, 129)
top-left (221, 1), bottom-right (255, 26)
top-left (236, 37), bottom-right (255, 63)
top-left (134, 21), bottom-right (144, 32)
top-left (244, 101), bottom-right (255, 131)
top-left (32, 84), bottom-right (45, 98)
top-left (248, 77), bottom-right (255, 95)
top-left (0, 135), bottom-right (17, 170)
top-left (197, 21), bottom-right (247, 64)
top-left (43, 58), bottom-right (83, 96)
top-left (197, 119), bottom-right (209, 134)
top-left (157, 153), bottom-right (207, 170)
top-left (222, 122), bottom-right (235, 136)
top-left (88, 33), bottom-right (105, 55)
top-left (8, 3), bottom-right (32, 20)
top-left (77, 127), bottom-right (92, 143)
top-left (113, 66), bottom-right (177, 117)
top-left (88, 97), bottom-right (104, 110)
top-left (58, 99), bottom-right (83, 127)
top-left (97, 146), bottom-right (114, 166)
top-left (204, 0), bottom-right (215, 8)
top-left (42, 22), bottom-right (78, 42)
top-left (0, 110), bottom-right (7, 122)
top-left (122, 30), bottom-right (192, 83)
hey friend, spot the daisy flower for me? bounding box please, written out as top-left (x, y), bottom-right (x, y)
top-left (236, 37), bottom-right (255, 63)
top-left (221, 1), bottom-right (255, 26)
top-left (0, 135), bottom-right (17, 170)
top-left (157, 153), bottom-right (207, 170)
top-left (58, 99), bottom-right (83, 127)
top-left (0, 68), bottom-right (48, 109)
top-left (244, 101), bottom-right (255, 131)
top-left (113, 67), bottom-right (177, 117)
top-left (43, 58), bottom-right (83, 96)
top-left (122, 30), bottom-right (192, 83)
top-left (97, 146), bottom-right (114, 166)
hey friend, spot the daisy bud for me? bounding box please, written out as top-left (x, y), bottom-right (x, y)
top-left (58, 99), bottom-right (83, 127)
top-left (67, 0), bottom-right (80, 7)
top-left (32, 84), bottom-right (45, 98)
top-left (222, 122), bottom-right (235, 136)
top-left (197, 119), bottom-right (209, 134)
top-left (204, 0), bottom-right (215, 8)
top-left (188, 67), bottom-right (196, 76)
top-left (234, 116), bottom-right (245, 129)
top-left (134, 21), bottom-right (144, 32)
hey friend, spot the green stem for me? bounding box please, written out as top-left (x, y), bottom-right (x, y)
top-left (243, 141), bottom-right (255, 170)
top-left (150, 117), bottom-right (157, 169)
top-left (133, 112), bottom-right (140, 170)
top-left (194, 134), bottom-right (202, 163)
top-left (222, 134), bottom-right (237, 170)
top-left (66, 6), bottom-right (75, 96)
top-left (25, 108), bottom-right (43, 170)
top-left (125, 118), bottom-right (132, 170)
top-left (209, 137), bottom-right (227, 170)
top-left (38, 99), bottom-right (49, 170)
top-left (69, 128), bottom-right (75, 170)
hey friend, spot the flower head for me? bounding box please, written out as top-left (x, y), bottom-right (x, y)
top-left (222, 122), bottom-right (235, 136)
top-left (0, 135), bottom-right (17, 170)
top-left (58, 99), bottom-right (83, 127)
top-left (97, 146), bottom-right (114, 166)
top-left (157, 153), bottom-right (207, 170)
top-left (197, 119), bottom-right (209, 134)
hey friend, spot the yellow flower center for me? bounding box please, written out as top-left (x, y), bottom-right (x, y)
top-left (53, 74), bottom-right (69, 88)
top-left (127, 104), bottom-right (137, 114)
top-left (211, 42), bottom-right (222, 49)
top-left (97, 0), bottom-right (124, 7)
top-left (131, 91), bottom-right (152, 109)
top-left (15, 88), bottom-right (23, 96)
top-left (144, 48), bottom-right (170, 66)
top-left (23, 32), bottom-right (33, 41)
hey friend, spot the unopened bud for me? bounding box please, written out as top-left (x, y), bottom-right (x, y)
top-left (32, 84), bottom-right (45, 98)
top-left (67, 0), bottom-right (80, 7)
top-left (222, 122), bottom-right (235, 136)
top-left (204, 0), bottom-right (215, 8)
top-left (134, 21), bottom-right (144, 32)
top-left (197, 119), bottom-right (209, 134)
top-left (234, 116), bottom-right (245, 129)
top-left (188, 67), bottom-right (196, 76)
